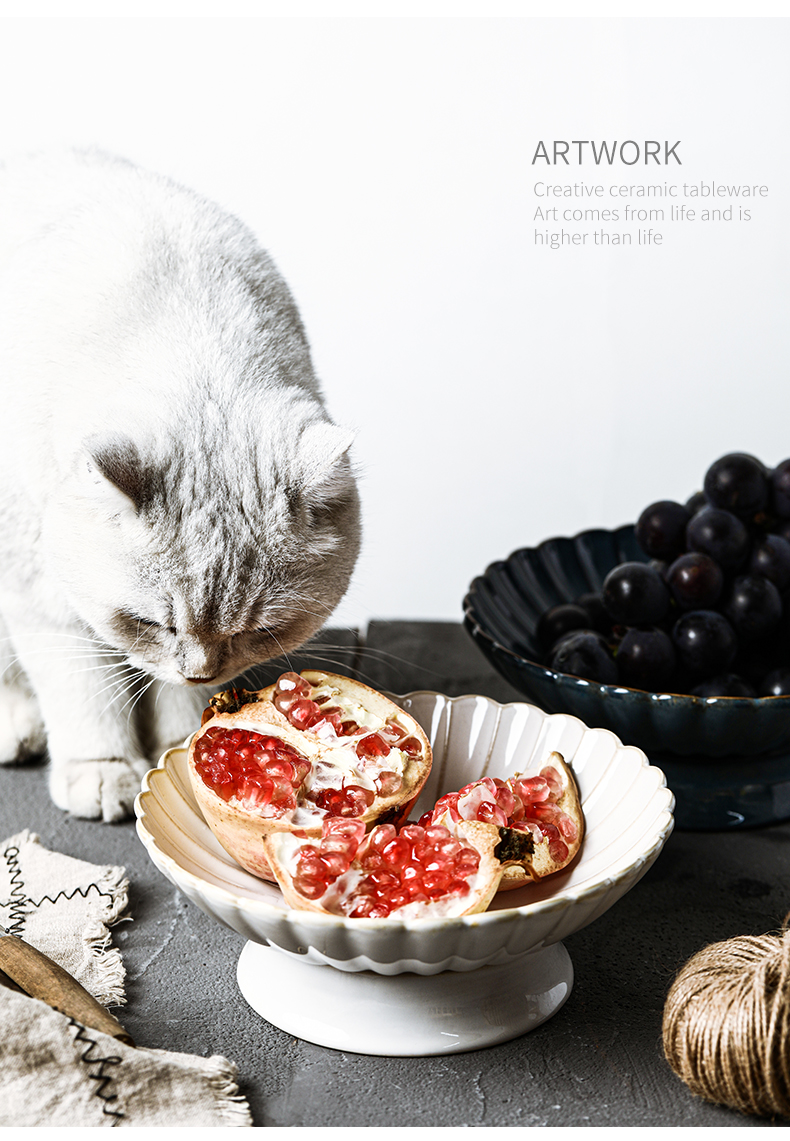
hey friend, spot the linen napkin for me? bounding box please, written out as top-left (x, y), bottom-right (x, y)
top-left (0, 830), bottom-right (252, 1127)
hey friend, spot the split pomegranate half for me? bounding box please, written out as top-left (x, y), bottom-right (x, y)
top-left (187, 670), bottom-right (432, 882)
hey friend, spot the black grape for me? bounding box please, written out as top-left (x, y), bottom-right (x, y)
top-left (771, 459), bottom-right (790, 520)
top-left (635, 500), bottom-right (691, 561)
top-left (703, 452), bottom-right (769, 520)
top-left (666, 552), bottom-right (724, 611)
top-left (574, 592), bottom-right (612, 635)
top-left (685, 490), bottom-right (708, 515)
top-left (531, 451), bottom-right (790, 697)
top-left (686, 507), bottom-right (750, 570)
top-left (748, 534), bottom-right (790, 591)
top-left (536, 603), bottom-right (591, 652)
top-left (672, 610), bottom-right (738, 677)
top-left (616, 627), bottom-right (676, 692)
top-left (548, 630), bottom-right (618, 685)
top-left (691, 674), bottom-right (756, 698)
top-left (602, 562), bottom-right (670, 626)
top-left (723, 575), bottom-right (783, 642)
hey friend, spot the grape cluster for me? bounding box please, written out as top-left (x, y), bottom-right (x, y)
top-left (539, 453), bottom-right (790, 698)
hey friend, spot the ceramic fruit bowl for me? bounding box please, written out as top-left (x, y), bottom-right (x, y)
top-left (135, 689), bottom-right (673, 1056)
top-left (463, 526), bottom-right (790, 830)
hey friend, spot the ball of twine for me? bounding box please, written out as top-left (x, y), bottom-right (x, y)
top-left (662, 919), bottom-right (790, 1119)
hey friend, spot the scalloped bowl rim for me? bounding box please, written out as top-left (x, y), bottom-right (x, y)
top-left (134, 689), bottom-right (675, 940)
top-left (464, 524), bottom-right (790, 709)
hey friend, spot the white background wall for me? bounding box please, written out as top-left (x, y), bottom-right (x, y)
top-left (1, 16), bottom-right (788, 630)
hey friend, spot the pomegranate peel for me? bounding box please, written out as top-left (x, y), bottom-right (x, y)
top-left (187, 670), bottom-right (432, 882)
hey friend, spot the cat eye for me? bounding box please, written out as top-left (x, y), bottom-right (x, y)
top-left (121, 612), bottom-right (176, 635)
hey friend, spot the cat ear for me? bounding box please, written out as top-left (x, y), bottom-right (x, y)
top-left (297, 422), bottom-right (356, 494)
top-left (81, 435), bottom-right (151, 512)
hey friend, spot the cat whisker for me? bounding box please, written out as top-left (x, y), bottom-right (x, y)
top-left (94, 671), bottom-right (150, 725)
top-left (116, 674), bottom-right (155, 723)
top-left (255, 622), bottom-right (295, 672)
top-left (88, 666), bottom-right (147, 707)
top-left (293, 637), bottom-right (446, 681)
top-left (64, 662), bottom-right (140, 680)
top-left (266, 650), bottom-right (389, 690)
top-left (0, 631), bottom-right (126, 652)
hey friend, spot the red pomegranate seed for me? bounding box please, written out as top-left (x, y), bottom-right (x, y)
top-left (375, 770), bottom-right (402, 797)
top-left (316, 706), bottom-right (344, 732)
top-left (356, 733), bottom-right (390, 759)
top-left (511, 776), bottom-right (551, 803)
top-left (492, 780), bottom-right (516, 817)
top-left (381, 837), bottom-right (411, 868)
top-left (320, 851), bottom-right (351, 878)
top-left (349, 898), bottom-right (388, 918)
top-left (455, 852), bottom-right (481, 877)
top-left (446, 879), bottom-right (471, 897)
top-left (379, 720), bottom-right (405, 745)
top-left (273, 672), bottom-right (312, 715)
top-left (238, 776), bottom-right (274, 808)
top-left (398, 736), bottom-right (422, 757)
top-left (557, 812), bottom-right (579, 842)
top-left (293, 873), bottom-right (329, 900)
top-left (540, 766), bottom-right (563, 798)
top-left (261, 758), bottom-right (296, 782)
top-left (422, 871), bottom-right (450, 896)
top-left (323, 818), bottom-right (367, 845)
top-left (527, 801), bottom-right (563, 827)
top-left (541, 823), bottom-right (569, 863)
top-left (367, 869), bottom-right (400, 889)
top-left (365, 823), bottom-right (397, 853)
top-left (288, 698), bottom-right (323, 730)
top-left (276, 671), bottom-right (311, 695)
top-left (477, 800), bottom-right (509, 827)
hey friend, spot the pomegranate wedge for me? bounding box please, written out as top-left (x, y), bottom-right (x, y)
top-left (187, 670), bottom-right (432, 882)
top-left (265, 817), bottom-right (507, 918)
top-left (418, 751), bottom-right (584, 888)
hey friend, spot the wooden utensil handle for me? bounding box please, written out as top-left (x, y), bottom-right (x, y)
top-left (0, 935), bottom-right (135, 1046)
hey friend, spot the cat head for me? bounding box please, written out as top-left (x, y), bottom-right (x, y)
top-left (43, 411), bottom-right (360, 687)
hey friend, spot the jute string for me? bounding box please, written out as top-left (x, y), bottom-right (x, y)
top-left (662, 919), bottom-right (790, 1119)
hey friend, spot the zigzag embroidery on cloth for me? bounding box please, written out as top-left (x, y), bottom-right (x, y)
top-left (68, 1018), bottom-right (126, 1123)
top-left (0, 840), bottom-right (119, 935)
top-left (1, 844), bottom-right (27, 935)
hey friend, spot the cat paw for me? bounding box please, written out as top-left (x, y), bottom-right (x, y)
top-left (0, 688), bottom-right (46, 764)
top-left (49, 756), bottom-right (150, 822)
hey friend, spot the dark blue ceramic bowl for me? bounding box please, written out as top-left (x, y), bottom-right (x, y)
top-left (463, 526), bottom-right (790, 829)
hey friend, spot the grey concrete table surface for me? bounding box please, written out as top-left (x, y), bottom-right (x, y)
top-left (1, 620), bottom-right (786, 1128)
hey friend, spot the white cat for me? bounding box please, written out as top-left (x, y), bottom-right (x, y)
top-left (0, 149), bottom-right (360, 821)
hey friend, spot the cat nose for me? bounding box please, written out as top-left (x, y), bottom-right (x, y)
top-left (176, 637), bottom-right (223, 682)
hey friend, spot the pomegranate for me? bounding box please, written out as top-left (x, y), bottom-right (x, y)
top-left (187, 670), bottom-right (432, 882)
top-left (418, 751), bottom-right (583, 888)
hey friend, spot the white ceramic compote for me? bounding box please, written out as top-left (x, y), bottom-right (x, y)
top-left (135, 691), bottom-right (674, 1055)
